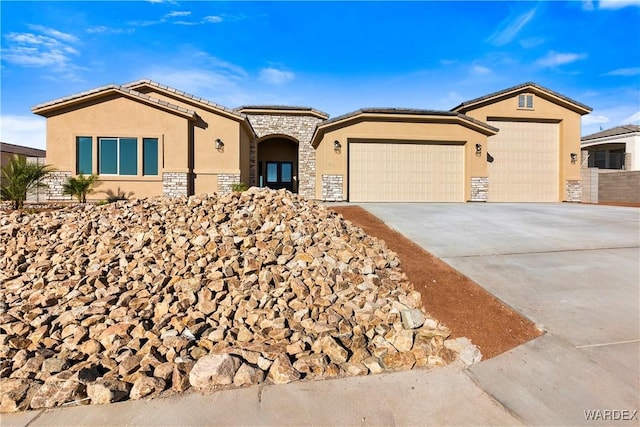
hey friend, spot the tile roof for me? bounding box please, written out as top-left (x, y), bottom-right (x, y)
top-left (236, 105), bottom-right (329, 118)
top-left (123, 79), bottom-right (246, 119)
top-left (31, 84), bottom-right (197, 117)
top-left (319, 108), bottom-right (499, 132)
top-left (0, 142), bottom-right (46, 158)
top-left (451, 82), bottom-right (592, 114)
top-left (582, 124), bottom-right (640, 141)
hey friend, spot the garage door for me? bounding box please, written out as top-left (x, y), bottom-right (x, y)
top-left (349, 142), bottom-right (464, 202)
top-left (487, 121), bottom-right (559, 202)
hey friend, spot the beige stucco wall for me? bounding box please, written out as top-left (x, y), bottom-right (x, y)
top-left (135, 88), bottom-right (248, 194)
top-left (44, 95), bottom-right (192, 199)
top-left (460, 93), bottom-right (584, 201)
top-left (314, 118), bottom-right (491, 201)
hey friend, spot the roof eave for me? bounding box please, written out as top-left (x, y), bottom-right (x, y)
top-left (125, 80), bottom-right (248, 122)
top-left (312, 110), bottom-right (497, 148)
top-left (452, 83), bottom-right (592, 116)
top-left (32, 87), bottom-right (197, 120)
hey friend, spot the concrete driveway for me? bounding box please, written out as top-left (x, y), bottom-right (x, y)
top-left (362, 203), bottom-right (640, 425)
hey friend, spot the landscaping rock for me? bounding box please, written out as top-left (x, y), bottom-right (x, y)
top-left (189, 354), bottom-right (241, 389)
top-left (0, 188), bottom-right (458, 412)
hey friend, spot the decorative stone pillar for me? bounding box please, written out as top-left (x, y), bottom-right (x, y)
top-left (470, 177), bottom-right (488, 202)
top-left (45, 171), bottom-right (72, 201)
top-left (217, 173), bottom-right (242, 193)
top-left (565, 180), bottom-right (582, 202)
top-left (163, 172), bottom-right (188, 198)
top-left (321, 174), bottom-right (343, 201)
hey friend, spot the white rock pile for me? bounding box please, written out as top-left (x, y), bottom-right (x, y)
top-left (0, 188), bottom-right (455, 412)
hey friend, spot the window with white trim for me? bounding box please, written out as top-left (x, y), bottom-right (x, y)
top-left (518, 94), bottom-right (534, 109)
top-left (99, 137), bottom-right (137, 175)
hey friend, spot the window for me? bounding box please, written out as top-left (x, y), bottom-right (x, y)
top-left (76, 136), bottom-right (92, 174)
top-left (143, 138), bottom-right (158, 175)
top-left (518, 94), bottom-right (534, 109)
top-left (99, 137), bottom-right (138, 175)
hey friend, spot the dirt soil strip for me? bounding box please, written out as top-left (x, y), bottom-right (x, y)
top-left (332, 206), bottom-right (542, 360)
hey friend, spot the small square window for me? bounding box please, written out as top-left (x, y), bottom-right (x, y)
top-left (518, 94), bottom-right (534, 109)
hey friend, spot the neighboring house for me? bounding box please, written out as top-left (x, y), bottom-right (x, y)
top-left (32, 81), bottom-right (591, 203)
top-left (581, 125), bottom-right (640, 171)
top-left (1, 142), bottom-right (46, 168)
top-left (0, 142), bottom-right (48, 201)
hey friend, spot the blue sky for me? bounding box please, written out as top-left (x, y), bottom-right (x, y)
top-left (1, 0), bottom-right (639, 149)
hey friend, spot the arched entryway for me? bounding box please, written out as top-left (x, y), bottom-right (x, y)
top-left (258, 135), bottom-right (299, 192)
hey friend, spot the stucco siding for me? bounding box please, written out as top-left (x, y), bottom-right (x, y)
top-left (314, 119), bottom-right (490, 201)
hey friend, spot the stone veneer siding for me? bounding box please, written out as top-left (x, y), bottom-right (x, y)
top-left (45, 171), bottom-right (72, 201)
top-left (244, 114), bottom-right (324, 199)
top-left (321, 175), bottom-right (344, 201)
top-left (565, 180), bottom-right (582, 202)
top-left (163, 172), bottom-right (188, 198)
top-left (217, 173), bottom-right (241, 193)
top-left (470, 177), bottom-right (488, 202)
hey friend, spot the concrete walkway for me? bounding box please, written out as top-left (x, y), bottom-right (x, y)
top-left (363, 203), bottom-right (640, 425)
top-left (2, 203), bottom-right (638, 426)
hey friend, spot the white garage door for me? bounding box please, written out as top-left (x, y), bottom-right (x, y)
top-left (349, 142), bottom-right (464, 202)
top-left (488, 121), bottom-right (559, 202)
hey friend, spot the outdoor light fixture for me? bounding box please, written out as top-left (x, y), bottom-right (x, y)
top-left (570, 153), bottom-right (577, 164)
top-left (215, 138), bottom-right (224, 150)
top-left (475, 143), bottom-right (482, 156)
top-left (334, 140), bottom-right (342, 152)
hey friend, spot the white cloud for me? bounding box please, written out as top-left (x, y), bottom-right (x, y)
top-left (623, 111), bottom-right (640, 123)
top-left (536, 51), bottom-right (587, 67)
top-left (487, 8), bottom-right (537, 46)
top-left (598, 0), bottom-right (640, 9)
top-left (204, 16), bottom-right (223, 23)
top-left (471, 65), bottom-right (492, 75)
top-left (86, 26), bottom-right (133, 35)
top-left (166, 11), bottom-right (191, 18)
top-left (605, 67), bottom-right (640, 76)
top-left (2, 28), bottom-right (82, 79)
top-left (28, 25), bottom-right (78, 43)
top-left (519, 37), bottom-right (544, 49)
top-left (582, 114), bottom-right (610, 125)
top-left (0, 115), bottom-right (47, 150)
top-left (259, 68), bottom-right (295, 85)
top-left (582, 1), bottom-right (596, 10)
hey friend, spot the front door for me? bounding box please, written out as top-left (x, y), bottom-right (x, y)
top-left (265, 161), bottom-right (294, 192)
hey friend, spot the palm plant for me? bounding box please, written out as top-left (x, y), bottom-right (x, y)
top-left (62, 174), bottom-right (101, 203)
top-left (0, 155), bottom-right (54, 209)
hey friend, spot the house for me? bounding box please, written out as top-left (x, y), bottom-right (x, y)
top-left (1, 142), bottom-right (48, 202)
top-left (32, 81), bottom-right (591, 203)
top-left (451, 82), bottom-right (591, 202)
top-left (1, 142), bottom-right (46, 168)
top-left (581, 125), bottom-right (640, 171)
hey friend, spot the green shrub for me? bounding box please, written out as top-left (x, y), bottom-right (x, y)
top-left (63, 174), bottom-right (101, 203)
top-left (231, 182), bottom-right (248, 192)
top-left (0, 155), bottom-right (54, 210)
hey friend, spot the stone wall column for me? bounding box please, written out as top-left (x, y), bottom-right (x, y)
top-left (565, 180), bottom-right (582, 203)
top-left (163, 172), bottom-right (188, 198)
top-left (470, 177), bottom-right (488, 202)
top-left (321, 174), bottom-right (343, 201)
top-left (45, 171), bottom-right (72, 201)
top-left (217, 173), bottom-right (241, 193)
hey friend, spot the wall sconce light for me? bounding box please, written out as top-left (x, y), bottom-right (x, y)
top-left (334, 140), bottom-right (342, 152)
top-left (215, 138), bottom-right (224, 151)
top-left (475, 143), bottom-right (482, 157)
top-left (570, 153), bottom-right (577, 164)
